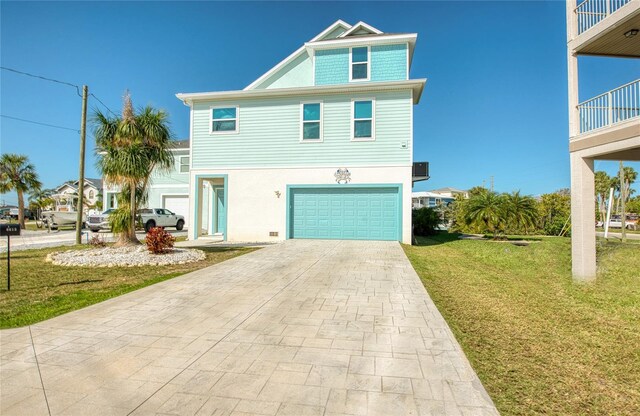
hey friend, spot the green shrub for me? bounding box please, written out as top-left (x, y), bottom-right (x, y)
top-left (145, 227), bottom-right (175, 254)
top-left (413, 207), bottom-right (442, 236)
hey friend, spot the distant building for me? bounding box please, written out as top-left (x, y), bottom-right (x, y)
top-left (429, 187), bottom-right (469, 199)
top-left (412, 192), bottom-right (454, 209)
top-left (52, 178), bottom-right (103, 212)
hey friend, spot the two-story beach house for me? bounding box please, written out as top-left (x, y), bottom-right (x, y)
top-left (176, 20), bottom-right (426, 243)
top-left (566, 0), bottom-right (639, 279)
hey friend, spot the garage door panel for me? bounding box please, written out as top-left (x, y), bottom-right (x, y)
top-left (163, 196), bottom-right (189, 226)
top-left (290, 187), bottom-right (399, 241)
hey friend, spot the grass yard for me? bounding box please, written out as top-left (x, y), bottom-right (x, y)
top-left (404, 234), bottom-right (640, 416)
top-left (0, 245), bottom-right (256, 329)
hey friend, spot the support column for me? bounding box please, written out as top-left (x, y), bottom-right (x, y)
top-left (570, 152), bottom-right (596, 280)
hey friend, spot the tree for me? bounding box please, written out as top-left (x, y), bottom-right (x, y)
top-left (28, 188), bottom-right (55, 221)
top-left (412, 207), bottom-right (442, 236)
top-left (93, 92), bottom-right (174, 245)
top-left (594, 171), bottom-right (614, 221)
top-left (0, 154), bottom-right (42, 229)
top-left (622, 166), bottom-right (637, 204)
top-left (538, 190), bottom-right (571, 236)
top-left (464, 190), bottom-right (505, 239)
top-left (503, 191), bottom-right (538, 233)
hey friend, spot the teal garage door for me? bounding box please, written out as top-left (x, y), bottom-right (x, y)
top-left (289, 187), bottom-right (401, 241)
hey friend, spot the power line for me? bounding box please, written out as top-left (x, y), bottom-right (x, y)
top-left (0, 66), bottom-right (82, 96)
top-left (90, 93), bottom-right (116, 116)
top-left (0, 114), bottom-right (80, 133)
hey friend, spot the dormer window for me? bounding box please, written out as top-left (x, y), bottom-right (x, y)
top-left (350, 47), bottom-right (370, 81)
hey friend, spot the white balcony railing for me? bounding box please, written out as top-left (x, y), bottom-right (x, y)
top-left (575, 0), bottom-right (631, 34)
top-left (578, 79), bottom-right (640, 134)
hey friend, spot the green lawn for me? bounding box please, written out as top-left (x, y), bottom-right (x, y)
top-left (0, 245), bottom-right (256, 328)
top-left (403, 234), bottom-right (640, 416)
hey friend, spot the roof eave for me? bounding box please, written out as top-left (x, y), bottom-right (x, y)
top-left (176, 79), bottom-right (427, 105)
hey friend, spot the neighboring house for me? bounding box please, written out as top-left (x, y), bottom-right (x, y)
top-left (103, 139), bottom-right (191, 224)
top-left (566, 0), bottom-right (640, 279)
top-left (53, 178), bottom-right (102, 212)
top-left (412, 192), bottom-right (455, 209)
top-left (429, 187), bottom-right (469, 199)
top-left (176, 20), bottom-right (427, 243)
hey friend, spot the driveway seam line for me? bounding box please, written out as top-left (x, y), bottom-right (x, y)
top-left (28, 325), bottom-right (51, 416)
top-left (126, 240), bottom-right (342, 415)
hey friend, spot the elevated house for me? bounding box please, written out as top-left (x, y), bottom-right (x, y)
top-left (176, 20), bottom-right (427, 243)
top-left (566, 0), bottom-right (640, 279)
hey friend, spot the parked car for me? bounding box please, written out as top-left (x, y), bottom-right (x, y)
top-left (138, 208), bottom-right (185, 232)
top-left (87, 208), bottom-right (115, 232)
top-left (597, 215), bottom-right (638, 230)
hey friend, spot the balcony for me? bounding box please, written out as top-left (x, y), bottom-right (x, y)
top-left (570, 0), bottom-right (640, 57)
top-left (576, 0), bottom-right (632, 33)
top-left (578, 79), bottom-right (640, 134)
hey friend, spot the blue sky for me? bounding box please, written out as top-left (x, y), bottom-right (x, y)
top-left (1, 1), bottom-right (638, 205)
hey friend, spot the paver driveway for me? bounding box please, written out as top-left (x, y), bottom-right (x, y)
top-left (0, 240), bottom-right (497, 415)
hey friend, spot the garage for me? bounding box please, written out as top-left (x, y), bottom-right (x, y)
top-left (163, 195), bottom-right (190, 226)
top-left (288, 186), bottom-right (401, 241)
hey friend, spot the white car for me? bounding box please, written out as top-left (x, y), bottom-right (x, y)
top-left (139, 208), bottom-right (186, 232)
top-left (87, 208), bottom-right (115, 232)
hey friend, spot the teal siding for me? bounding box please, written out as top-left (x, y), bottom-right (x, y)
top-left (315, 44), bottom-right (407, 85)
top-left (289, 186), bottom-right (400, 241)
top-left (191, 90), bottom-right (412, 168)
top-left (371, 44), bottom-right (407, 82)
top-left (315, 48), bottom-right (349, 85)
top-left (149, 150), bottom-right (189, 186)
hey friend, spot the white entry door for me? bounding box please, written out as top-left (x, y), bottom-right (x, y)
top-left (163, 195), bottom-right (189, 227)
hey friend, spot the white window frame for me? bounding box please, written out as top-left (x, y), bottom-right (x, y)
top-left (351, 98), bottom-right (375, 142)
top-left (299, 101), bottom-right (323, 143)
top-left (179, 156), bottom-right (190, 173)
top-left (349, 46), bottom-right (370, 82)
top-left (210, 105), bottom-right (239, 135)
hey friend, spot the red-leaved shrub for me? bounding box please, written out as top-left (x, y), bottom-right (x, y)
top-left (145, 227), bottom-right (175, 254)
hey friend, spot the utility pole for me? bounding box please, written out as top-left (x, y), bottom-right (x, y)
top-left (490, 176), bottom-right (494, 192)
top-left (75, 85), bottom-right (88, 245)
top-left (619, 161), bottom-right (626, 243)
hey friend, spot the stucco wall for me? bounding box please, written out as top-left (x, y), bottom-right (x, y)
top-left (189, 166), bottom-right (412, 244)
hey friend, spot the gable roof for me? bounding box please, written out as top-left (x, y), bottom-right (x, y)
top-left (338, 21), bottom-right (382, 38)
top-left (56, 178), bottom-right (103, 192)
top-left (244, 20), bottom-right (352, 91)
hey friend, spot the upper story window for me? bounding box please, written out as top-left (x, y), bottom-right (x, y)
top-left (88, 190), bottom-right (94, 199)
top-left (211, 106), bottom-right (238, 134)
top-left (350, 46), bottom-right (370, 81)
top-left (301, 102), bottom-right (323, 142)
top-left (352, 99), bottom-right (375, 141)
top-left (179, 156), bottom-right (190, 173)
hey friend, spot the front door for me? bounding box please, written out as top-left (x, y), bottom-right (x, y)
top-left (215, 188), bottom-right (226, 236)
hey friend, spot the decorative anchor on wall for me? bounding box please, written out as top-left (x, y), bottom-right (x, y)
top-left (334, 168), bottom-right (351, 184)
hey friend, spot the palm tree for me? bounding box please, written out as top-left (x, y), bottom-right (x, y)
top-left (464, 191), bottom-right (505, 239)
top-left (0, 154), bottom-right (42, 229)
top-left (28, 188), bottom-right (55, 222)
top-left (93, 92), bottom-right (174, 245)
top-left (594, 171), bottom-right (614, 222)
top-left (503, 191), bottom-right (538, 234)
top-left (622, 166), bottom-right (638, 203)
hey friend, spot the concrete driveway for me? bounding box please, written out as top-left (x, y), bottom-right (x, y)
top-left (0, 240), bottom-right (497, 415)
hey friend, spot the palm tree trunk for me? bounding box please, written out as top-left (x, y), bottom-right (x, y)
top-left (17, 189), bottom-right (25, 229)
top-left (128, 180), bottom-right (140, 244)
